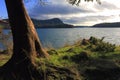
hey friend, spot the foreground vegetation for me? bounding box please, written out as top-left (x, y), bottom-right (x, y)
top-left (1, 37), bottom-right (120, 80)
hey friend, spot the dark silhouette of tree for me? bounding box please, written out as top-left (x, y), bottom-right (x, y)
top-left (0, 0), bottom-right (48, 80)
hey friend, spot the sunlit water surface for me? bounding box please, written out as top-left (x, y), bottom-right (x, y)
top-left (37, 28), bottom-right (120, 48)
top-left (3, 28), bottom-right (120, 49)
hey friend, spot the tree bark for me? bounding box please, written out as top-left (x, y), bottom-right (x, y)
top-left (0, 0), bottom-right (48, 79)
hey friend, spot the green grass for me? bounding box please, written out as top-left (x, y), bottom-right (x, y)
top-left (45, 37), bottom-right (120, 80)
top-left (1, 37), bottom-right (120, 80)
top-left (45, 37), bottom-right (120, 67)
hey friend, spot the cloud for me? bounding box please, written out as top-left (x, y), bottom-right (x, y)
top-left (94, 1), bottom-right (120, 11)
top-left (27, 0), bottom-right (120, 26)
top-left (62, 15), bottom-right (113, 25)
top-left (28, 0), bottom-right (96, 18)
top-left (29, 1), bottom-right (95, 21)
top-left (29, 3), bottom-right (93, 16)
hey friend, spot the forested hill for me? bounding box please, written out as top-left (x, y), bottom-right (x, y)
top-left (92, 22), bottom-right (120, 27)
top-left (31, 18), bottom-right (74, 28)
top-left (0, 18), bottom-right (74, 29)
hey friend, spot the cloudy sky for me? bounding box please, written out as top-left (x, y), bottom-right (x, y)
top-left (0, 0), bottom-right (120, 26)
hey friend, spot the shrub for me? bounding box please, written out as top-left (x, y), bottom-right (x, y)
top-left (81, 39), bottom-right (89, 45)
top-left (88, 37), bottom-right (116, 53)
top-left (94, 42), bottom-right (115, 53)
top-left (89, 36), bottom-right (99, 45)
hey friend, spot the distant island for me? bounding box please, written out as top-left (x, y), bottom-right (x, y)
top-left (92, 22), bottom-right (120, 27)
top-left (0, 18), bottom-right (74, 29)
top-left (32, 18), bottom-right (74, 28)
top-left (1, 18), bottom-right (120, 29)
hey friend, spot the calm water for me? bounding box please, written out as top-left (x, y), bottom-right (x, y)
top-left (3, 28), bottom-right (120, 49)
top-left (37, 28), bottom-right (120, 48)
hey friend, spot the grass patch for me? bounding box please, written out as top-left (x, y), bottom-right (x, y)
top-left (1, 37), bottom-right (120, 80)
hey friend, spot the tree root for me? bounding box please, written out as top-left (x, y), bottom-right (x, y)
top-left (0, 58), bottom-right (44, 80)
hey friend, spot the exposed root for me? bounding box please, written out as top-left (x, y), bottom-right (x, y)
top-left (0, 58), bottom-right (44, 80)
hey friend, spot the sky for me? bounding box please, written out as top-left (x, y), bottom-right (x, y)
top-left (0, 0), bottom-right (120, 26)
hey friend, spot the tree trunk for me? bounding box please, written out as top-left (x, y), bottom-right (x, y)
top-left (0, 0), bottom-right (48, 79)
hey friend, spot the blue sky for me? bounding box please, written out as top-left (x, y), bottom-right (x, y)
top-left (0, 0), bottom-right (37, 18)
top-left (0, 0), bottom-right (120, 26)
top-left (0, 0), bottom-right (8, 19)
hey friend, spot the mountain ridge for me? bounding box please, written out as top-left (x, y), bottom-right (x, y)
top-left (0, 18), bottom-right (74, 29)
top-left (92, 22), bottom-right (120, 27)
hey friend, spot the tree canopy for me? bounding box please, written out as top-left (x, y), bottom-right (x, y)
top-left (67, 0), bottom-right (101, 5)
